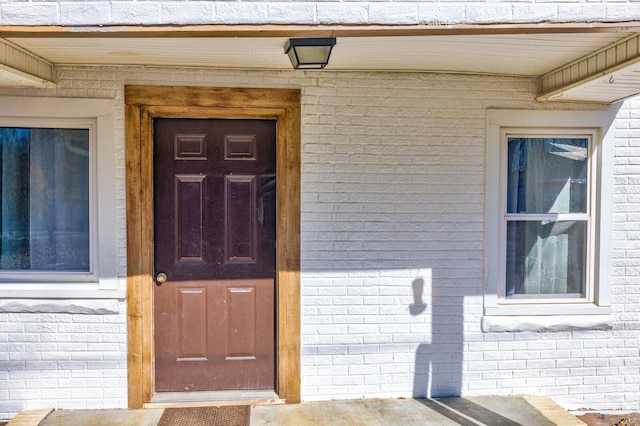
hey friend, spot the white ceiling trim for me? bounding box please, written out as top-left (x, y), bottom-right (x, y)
top-left (538, 33), bottom-right (640, 103)
top-left (0, 38), bottom-right (56, 88)
top-left (6, 33), bottom-right (629, 77)
top-left (4, 26), bottom-right (640, 104)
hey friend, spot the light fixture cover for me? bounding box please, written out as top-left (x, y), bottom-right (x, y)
top-left (284, 38), bottom-right (337, 70)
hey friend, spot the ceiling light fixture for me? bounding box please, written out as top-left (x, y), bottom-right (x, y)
top-left (284, 38), bottom-right (337, 70)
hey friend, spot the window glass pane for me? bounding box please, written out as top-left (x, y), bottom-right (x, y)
top-left (507, 138), bottom-right (588, 214)
top-left (506, 220), bottom-right (586, 296)
top-left (0, 128), bottom-right (90, 271)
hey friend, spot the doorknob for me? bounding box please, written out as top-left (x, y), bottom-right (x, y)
top-left (155, 272), bottom-right (168, 286)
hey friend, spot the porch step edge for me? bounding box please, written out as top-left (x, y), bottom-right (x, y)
top-left (7, 409), bottom-right (53, 426)
top-left (522, 396), bottom-right (587, 426)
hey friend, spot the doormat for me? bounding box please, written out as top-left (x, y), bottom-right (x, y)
top-left (157, 405), bottom-right (251, 426)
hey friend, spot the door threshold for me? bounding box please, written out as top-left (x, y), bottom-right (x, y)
top-left (144, 390), bottom-right (283, 409)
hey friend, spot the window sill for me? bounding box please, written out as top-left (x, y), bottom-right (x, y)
top-left (482, 313), bottom-right (613, 333)
top-left (0, 278), bottom-right (125, 300)
top-left (484, 303), bottom-right (611, 316)
top-left (0, 297), bottom-right (122, 314)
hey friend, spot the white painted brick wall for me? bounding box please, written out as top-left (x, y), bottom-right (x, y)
top-left (0, 306), bottom-right (128, 419)
top-left (1, 1), bottom-right (640, 26)
top-left (298, 71), bottom-right (638, 411)
top-left (0, 65), bottom-right (638, 418)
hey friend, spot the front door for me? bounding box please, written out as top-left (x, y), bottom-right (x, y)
top-left (153, 118), bottom-right (276, 392)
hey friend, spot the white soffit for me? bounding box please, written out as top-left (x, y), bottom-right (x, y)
top-left (6, 33), bottom-right (629, 77)
top-left (538, 33), bottom-right (640, 104)
top-left (331, 34), bottom-right (630, 76)
top-left (0, 38), bottom-right (55, 88)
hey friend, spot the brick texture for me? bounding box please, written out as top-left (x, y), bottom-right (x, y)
top-left (0, 306), bottom-right (127, 419)
top-left (0, 66), bottom-right (638, 419)
top-left (0, 2), bottom-right (639, 26)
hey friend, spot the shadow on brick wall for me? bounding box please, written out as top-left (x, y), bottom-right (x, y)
top-left (411, 277), bottom-right (463, 397)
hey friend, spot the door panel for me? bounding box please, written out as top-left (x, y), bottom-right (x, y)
top-left (225, 175), bottom-right (257, 263)
top-left (153, 118), bottom-right (276, 392)
top-left (175, 175), bottom-right (206, 262)
top-left (176, 286), bottom-right (207, 360)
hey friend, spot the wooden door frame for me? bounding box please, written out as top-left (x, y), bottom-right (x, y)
top-left (125, 85), bottom-right (301, 408)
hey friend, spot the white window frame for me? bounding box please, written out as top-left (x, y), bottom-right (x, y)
top-left (0, 96), bottom-right (119, 299)
top-left (484, 109), bottom-right (614, 320)
top-left (500, 128), bottom-right (594, 303)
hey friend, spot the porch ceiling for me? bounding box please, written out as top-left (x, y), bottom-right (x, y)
top-left (1, 26), bottom-right (640, 103)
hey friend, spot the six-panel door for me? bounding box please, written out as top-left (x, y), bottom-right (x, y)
top-left (153, 118), bottom-right (276, 392)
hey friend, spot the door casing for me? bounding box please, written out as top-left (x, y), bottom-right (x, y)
top-left (125, 85), bottom-right (301, 407)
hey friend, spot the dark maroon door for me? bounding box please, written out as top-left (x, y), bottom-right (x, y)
top-left (153, 118), bottom-right (276, 392)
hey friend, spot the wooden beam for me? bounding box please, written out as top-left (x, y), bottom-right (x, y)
top-left (139, 107), bottom-right (155, 404)
top-left (276, 102), bottom-right (301, 403)
top-left (125, 103), bottom-right (143, 409)
top-left (125, 85), bottom-right (301, 407)
top-left (126, 85), bottom-right (299, 109)
top-left (2, 22), bottom-right (640, 38)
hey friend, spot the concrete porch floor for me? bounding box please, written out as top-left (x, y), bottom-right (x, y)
top-left (8, 396), bottom-right (586, 426)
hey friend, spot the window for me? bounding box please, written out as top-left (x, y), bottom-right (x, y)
top-left (0, 97), bottom-right (118, 298)
top-left (0, 126), bottom-right (91, 273)
top-left (484, 110), bottom-right (614, 324)
top-left (505, 133), bottom-right (591, 300)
